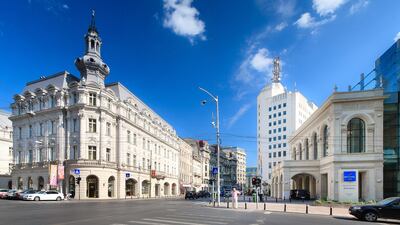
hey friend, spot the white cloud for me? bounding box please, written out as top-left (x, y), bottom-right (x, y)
top-left (62, 4), bottom-right (69, 9)
top-left (394, 32), bottom-right (400, 42)
top-left (312, 0), bottom-right (346, 16)
top-left (250, 48), bottom-right (274, 73)
top-left (227, 104), bottom-right (251, 128)
top-left (163, 0), bottom-right (206, 43)
top-left (349, 0), bottom-right (369, 14)
top-left (294, 12), bottom-right (336, 29)
top-left (275, 22), bottom-right (288, 31)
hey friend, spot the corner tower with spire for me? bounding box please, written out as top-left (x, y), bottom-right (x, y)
top-left (75, 10), bottom-right (110, 87)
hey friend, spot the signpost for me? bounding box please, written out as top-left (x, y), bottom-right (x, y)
top-left (212, 167), bottom-right (218, 175)
top-left (74, 169), bottom-right (80, 175)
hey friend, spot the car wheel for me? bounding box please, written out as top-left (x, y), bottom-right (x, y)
top-left (34, 197), bottom-right (40, 201)
top-left (364, 212), bottom-right (378, 222)
top-left (56, 197), bottom-right (61, 201)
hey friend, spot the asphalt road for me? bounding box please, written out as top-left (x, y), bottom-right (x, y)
top-left (0, 199), bottom-right (394, 225)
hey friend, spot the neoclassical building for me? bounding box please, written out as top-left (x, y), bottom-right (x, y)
top-left (271, 88), bottom-right (385, 202)
top-left (9, 14), bottom-right (180, 199)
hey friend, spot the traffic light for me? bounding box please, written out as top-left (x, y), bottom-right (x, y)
top-left (252, 177), bottom-right (257, 186)
top-left (76, 177), bottom-right (81, 185)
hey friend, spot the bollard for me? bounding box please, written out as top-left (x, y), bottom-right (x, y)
top-left (264, 203), bottom-right (266, 211)
top-left (330, 207), bottom-right (333, 216)
top-left (284, 204), bottom-right (287, 212)
top-left (306, 205), bottom-right (308, 214)
top-left (245, 202), bottom-right (247, 209)
top-left (227, 201), bottom-right (230, 208)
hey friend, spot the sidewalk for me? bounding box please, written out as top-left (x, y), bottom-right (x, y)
top-left (204, 201), bottom-right (352, 218)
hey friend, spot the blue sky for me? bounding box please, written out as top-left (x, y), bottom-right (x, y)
top-left (0, 0), bottom-right (399, 167)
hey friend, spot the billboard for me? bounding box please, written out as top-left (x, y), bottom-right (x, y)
top-left (58, 165), bottom-right (64, 180)
top-left (49, 164), bottom-right (58, 186)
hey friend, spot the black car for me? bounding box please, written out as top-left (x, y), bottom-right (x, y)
top-left (184, 191), bottom-right (198, 200)
top-left (349, 197), bottom-right (400, 222)
top-left (290, 189), bottom-right (310, 200)
top-left (197, 191), bottom-right (210, 198)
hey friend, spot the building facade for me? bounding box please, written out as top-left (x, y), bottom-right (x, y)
top-left (271, 88), bottom-right (385, 202)
top-left (9, 15), bottom-right (180, 199)
top-left (257, 58), bottom-right (317, 188)
top-left (178, 138), bottom-right (193, 193)
top-left (184, 139), bottom-right (210, 191)
top-left (0, 111), bottom-right (12, 188)
top-left (374, 39), bottom-right (400, 198)
top-left (221, 147), bottom-right (246, 189)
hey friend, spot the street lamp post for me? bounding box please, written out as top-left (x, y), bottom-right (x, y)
top-left (199, 87), bottom-right (221, 206)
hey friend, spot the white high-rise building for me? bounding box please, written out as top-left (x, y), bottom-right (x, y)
top-left (257, 58), bottom-right (317, 189)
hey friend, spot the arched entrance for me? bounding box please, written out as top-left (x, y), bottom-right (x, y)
top-left (8, 180), bottom-right (12, 189)
top-left (164, 182), bottom-right (170, 196)
top-left (291, 173), bottom-right (317, 199)
top-left (108, 176), bottom-right (115, 198)
top-left (172, 183), bottom-right (177, 195)
top-left (125, 178), bottom-right (137, 197)
top-left (86, 175), bottom-right (99, 198)
top-left (38, 176), bottom-right (44, 190)
top-left (68, 175), bottom-right (75, 198)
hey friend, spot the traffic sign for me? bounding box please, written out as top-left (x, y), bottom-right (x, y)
top-left (212, 167), bottom-right (218, 175)
top-left (126, 173), bottom-right (130, 178)
top-left (74, 169), bottom-right (80, 175)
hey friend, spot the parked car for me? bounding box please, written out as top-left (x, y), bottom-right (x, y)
top-left (0, 189), bottom-right (9, 199)
top-left (197, 191), bottom-right (210, 198)
top-left (290, 189), bottom-right (310, 200)
top-left (24, 191), bottom-right (64, 201)
top-left (184, 191), bottom-right (198, 200)
top-left (349, 197), bottom-right (400, 222)
top-left (18, 190), bottom-right (38, 200)
top-left (5, 190), bottom-right (18, 200)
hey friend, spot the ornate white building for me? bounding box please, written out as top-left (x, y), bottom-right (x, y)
top-left (178, 138), bottom-right (193, 193)
top-left (0, 111), bottom-right (12, 188)
top-left (257, 58), bottom-right (317, 189)
top-left (271, 88), bottom-right (385, 202)
top-left (221, 147), bottom-right (246, 189)
top-left (9, 14), bottom-right (180, 199)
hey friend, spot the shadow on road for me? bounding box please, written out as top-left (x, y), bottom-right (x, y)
top-left (333, 216), bottom-right (400, 224)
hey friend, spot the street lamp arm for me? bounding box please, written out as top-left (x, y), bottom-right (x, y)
top-left (199, 87), bottom-right (217, 102)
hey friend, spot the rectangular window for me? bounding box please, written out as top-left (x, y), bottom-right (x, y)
top-left (127, 153), bottom-right (131, 165)
top-left (29, 125), bottom-right (33, 138)
top-left (278, 151), bottom-right (282, 157)
top-left (88, 118), bottom-right (97, 132)
top-left (73, 119), bottom-right (78, 132)
top-left (133, 134), bottom-right (137, 145)
top-left (142, 158), bottom-right (145, 169)
top-left (28, 150), bottom-right (33, 163)
top-left (73, 93), bottom-right (78, 104)
top-left (269, 163), bottom-right (271, 169)
top-left (51, 121), bottom-right (55, 134)
top-left (50, 96), bottom-right (55, 108)
top-left (283, 111), bottom-right (286, 115)
top-left (283, 119), bottom-right (286, 123)
top-left (268, 153), bottom-right (271, 158)
top-left (40, 123), bottom-right (44, 136)
top-left (106, 148), bottom-right (111, 162)
top-left (142, 138), bottom-right (146, 149)
top-left (278, 104), bottom-right (281, 109)
top-left (283, 103), bottom-right (286, 107)
top-left (133, 154), bottom-right (136, 167)
top-left (268, 130), bottom-right (272, 134)
top-left (38, 148), bottom-right (43, 162)
top-left (88, 146), bottom-right (97, 160)
top-left (89, 93), bottom-right (97, 106)
top-left (283, 143), bottom-right (287, 147)
top-left (268, 115), bottom-right (271, 119)
top-left (19, 127), bottom-right (22, 139)
top-left (71, 145), bottom-right (78, 160)
top-left (108, 99), bottom-right (111, 109)
top-left (18, 151), bottom-right (22, 164)
top-left (283, 151), bottom-right (286, 156)
top-left (268, 107), bottom-right (271, 111)
top-left (50, 147), bottom-right (56, 161)
top-left (127, 130), bottom-right (131, 143)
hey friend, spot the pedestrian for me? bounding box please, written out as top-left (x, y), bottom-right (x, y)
top-left (231, 187), bottom-right (240, 209)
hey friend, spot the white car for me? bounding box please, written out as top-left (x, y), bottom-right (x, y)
top-left (25, 191), bottom-right (64, 201)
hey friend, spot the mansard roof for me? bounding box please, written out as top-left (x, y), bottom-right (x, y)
top-left (24, 71), bottom-right (79, 93)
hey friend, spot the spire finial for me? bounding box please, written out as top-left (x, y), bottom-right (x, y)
top-left (88, 9), bottom-right (97, 33)
top-left (272, 57), bottom-right (281, 83)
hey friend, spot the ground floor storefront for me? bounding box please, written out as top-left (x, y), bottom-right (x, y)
top-left (11, 161), bottom-right (180, 199)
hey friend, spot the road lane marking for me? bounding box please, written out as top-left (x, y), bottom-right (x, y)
top-left (129, 221), bottom-right (170, 225)
top-left (143, 218), bottom-right (207, 225)
top-left (169, 214), bottom-right (233, 222)
top-left (155, 217), bottom-right (228, 225)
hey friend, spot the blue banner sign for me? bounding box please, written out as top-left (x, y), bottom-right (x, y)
top-left (343, 171), bottom-right (356, 182)
top-left (212, 167), bottom-right (218, 175)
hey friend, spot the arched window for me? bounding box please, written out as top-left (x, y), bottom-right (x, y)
top-left (323, 126), bottom-right (328, 157)
top-left (313, 133), bottom-right (318, 160)
top-left (38, 176), bottom-right (44, 190)
top-left (90, 40), bottom-right (95, 49)
top-left (108, 176), bottom-right (115, 197)
top-left (347, 118), bottom-right (365, 153)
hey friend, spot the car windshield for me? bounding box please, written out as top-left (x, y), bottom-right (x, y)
top-left (377, 197), bottom-right (399, 205)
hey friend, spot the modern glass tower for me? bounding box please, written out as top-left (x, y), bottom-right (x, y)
top-left (375, 39), bottom-right (400, 197)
